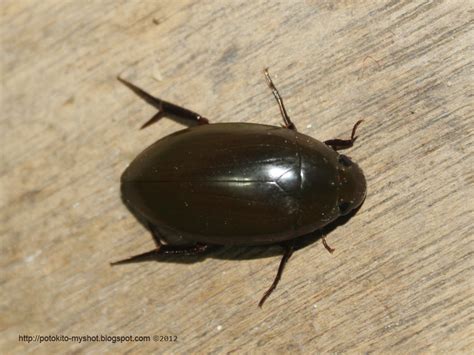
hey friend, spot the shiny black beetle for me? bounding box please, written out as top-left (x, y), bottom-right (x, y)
top-left (113, 69), bottom-right (366, 307)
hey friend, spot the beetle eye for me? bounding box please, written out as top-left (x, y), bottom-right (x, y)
top-left (339, 201), bottom-right (351, 214)
top-left (338, 155), bottom-right (352, 167)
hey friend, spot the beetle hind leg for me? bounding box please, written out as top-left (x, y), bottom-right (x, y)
top-left (110, 242), bottom-right (210, 265)
top-left (117, 76), bottom-right (210, 129)
top-left (324, 120), bottom-right (363, 151)
top-left (258, 242), bottom-right (295, 307)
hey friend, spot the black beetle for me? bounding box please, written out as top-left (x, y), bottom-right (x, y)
top-left (113, 69), bottom-right (366, 307)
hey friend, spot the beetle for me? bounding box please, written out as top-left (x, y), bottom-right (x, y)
top-left (112, 69), bottom-right (366, 307)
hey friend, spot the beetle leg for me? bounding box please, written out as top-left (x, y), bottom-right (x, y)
top-left (324, 120), bottom-right (363, 151)
top-left (321, 237), bottom-right (335, 254)
top-left (258, 242), bottom-right (295, 308)
top-left (110, 243), bottom-right (210, 265)
top-left (263, 68), bottom-right (297, 131)
top-left (117, 77), bottom-right (210, 129)
top-left (157, 243), bottom-right (210, 255)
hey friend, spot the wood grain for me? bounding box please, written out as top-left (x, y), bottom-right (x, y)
top-left (1, 0), bottom-right (472, 353)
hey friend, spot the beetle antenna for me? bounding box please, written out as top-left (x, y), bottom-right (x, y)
top-left (258, 243), bottom-right (294, 307)
top-left (110, 249), bottom-right (160, 265)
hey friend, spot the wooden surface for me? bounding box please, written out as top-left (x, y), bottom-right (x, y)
top-left (1, 0), bottom-right (472, 353)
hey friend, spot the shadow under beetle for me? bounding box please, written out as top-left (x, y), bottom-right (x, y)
top-left (112, 69), bottom-right (366, 307)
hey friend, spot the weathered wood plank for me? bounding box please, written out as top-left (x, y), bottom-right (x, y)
top-left (1, 0), bottom-right (472, 353)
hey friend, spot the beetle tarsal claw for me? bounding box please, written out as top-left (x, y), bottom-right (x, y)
top-left (110, 249), bottom-right (160, 265)
top-left (350, 120), bottom-right (364, 142)
top-left (140, 111), bottom-right (164, 129)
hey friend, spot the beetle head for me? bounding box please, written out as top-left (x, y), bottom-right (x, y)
top-left (336, 154), bottom-right (366, 215)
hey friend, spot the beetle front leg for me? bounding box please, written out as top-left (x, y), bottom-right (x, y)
top-left (321, 236), bottom-right (335, 254)
top-left (263, 68), bottom-right (297, 131)
top-left (258, 241), bottom-right (295, 307)
top-left (324, 120), bottom-right (363, 151)
top-left (117, 77), bottom-right (210, 129)
top-left (110, 242), bottom-right (210, 265)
